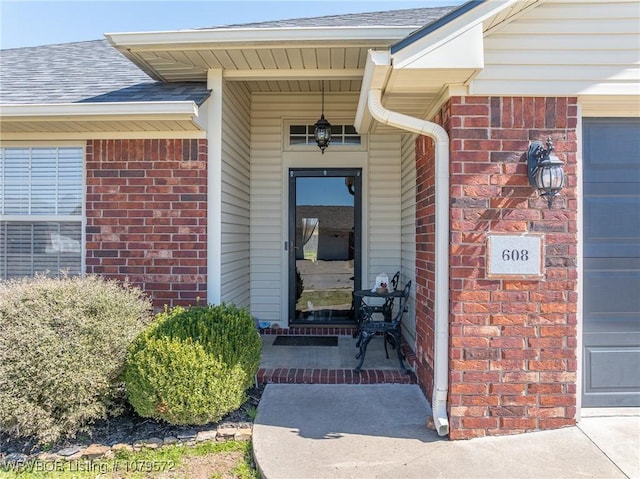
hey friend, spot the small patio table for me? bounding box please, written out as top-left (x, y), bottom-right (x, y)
top-left (352, 287), bottom-right (404, 334)
top-left (352, 281), bottom-right (412, 372)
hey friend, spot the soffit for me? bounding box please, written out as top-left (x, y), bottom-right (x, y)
top-left (98, 2), bottom-right (539, 133)
top-left (0, 118), bottom-right (203, 135)
top-left (108, 30), bottom-right (407, 86)
top-left (109, 34), bottom-right (445, 127)
top-left (0, 103), bottom-right (205, 139)
top-left (110, 38), bottom-right (471, 134)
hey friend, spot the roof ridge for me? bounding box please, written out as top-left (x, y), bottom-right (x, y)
top-left (1, 38), bottom-right (107, 52)
top-left (200, 6), bottom-right (457, 30)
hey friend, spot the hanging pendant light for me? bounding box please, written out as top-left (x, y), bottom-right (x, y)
top-left (314, 80), bottom-right (332, 154)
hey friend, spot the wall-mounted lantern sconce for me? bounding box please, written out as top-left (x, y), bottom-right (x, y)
top-left (314, 81), bottom-right (332, 154)
top-left (527, 137), bottom-right (565, 209)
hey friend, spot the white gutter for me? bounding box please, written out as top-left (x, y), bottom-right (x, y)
top-left (106, 26), bottom-right (422, 49)
top-left (355, 51), bottom-right (450, 437)
top-left (0, 101), bottom-right (199, 120)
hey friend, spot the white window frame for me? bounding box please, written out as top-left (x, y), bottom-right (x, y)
top-left (283, 119), bottom-right (367, 152)
top-left (0, 143), bottom-right (86, 279)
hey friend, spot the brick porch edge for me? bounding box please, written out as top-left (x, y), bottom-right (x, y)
top-left (256, 328), bottom-right (418, 385)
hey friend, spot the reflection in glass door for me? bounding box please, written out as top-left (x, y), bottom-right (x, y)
top-left (289, 169), bottom-right (361, 324)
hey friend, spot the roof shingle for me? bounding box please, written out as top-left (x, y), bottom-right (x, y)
top-left (0, 6), bottom-right (455, 106)
top-left (0, 40), bottom-right (210, 105)
top-left (206, 6), bottom-right (455, 29)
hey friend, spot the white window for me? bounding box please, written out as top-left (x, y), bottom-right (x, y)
top-left (288, 124), bottom-right (362, 147)
top-left (0, 147), bottom-right (83, 279)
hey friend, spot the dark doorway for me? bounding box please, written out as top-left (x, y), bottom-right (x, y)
top-left (288, 168), bottom-right (362, 324)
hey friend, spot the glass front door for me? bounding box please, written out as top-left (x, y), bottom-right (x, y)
top-left (288, 168), bottom-right (361, 324)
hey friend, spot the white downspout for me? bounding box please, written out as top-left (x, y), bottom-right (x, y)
top-left (366, 88), bottom-right (450, 437)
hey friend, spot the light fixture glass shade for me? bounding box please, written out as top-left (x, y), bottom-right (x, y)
top-left (527, 138), bottom-right (565, 208)
top-left (314, 114), bottom-right (332, 154)
top-left (533, 155), bottom-right (565, 191)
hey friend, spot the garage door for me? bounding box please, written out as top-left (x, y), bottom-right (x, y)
top-left (583, 118), bottom-right (640, 407)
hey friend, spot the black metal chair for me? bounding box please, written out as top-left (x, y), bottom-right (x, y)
top-left (351, 271), bottom-right (399, 337)
top-left (355, 280), bottom-right (411, 373)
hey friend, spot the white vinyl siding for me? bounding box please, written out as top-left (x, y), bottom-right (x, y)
top-left (250, 94), bottom-right (285, 322)
top-left (472, 1), bottom-right (640, 96)
top-left (0, 147), bottom-right (83, 279)
top-left (400, 132), bottom-right (418, 346)
top-left (367, 133), bottom-right (402, 287)
top-left (221, 81), bottom-right (251, 307)
top-left (250, 92), bottom-right (403, 323)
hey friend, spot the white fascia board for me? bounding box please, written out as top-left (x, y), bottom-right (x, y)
top-left (394, 23), bottom-right (484, 70)
top-left (0, 101), bottom-right (199, 121)
top-left (391, 0), bottom-right (517, 70)
top-left (106, 26), bottom-right (418, 50)
top-left (223, 68), bottom-right (363, 81)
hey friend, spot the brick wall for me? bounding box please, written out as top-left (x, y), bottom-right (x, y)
top-left (415, 132), bottom-right (437, 399)
top-left (415, 96), bottom-right (578, 439)
top-left (86, 139), bottom-right (208, 309)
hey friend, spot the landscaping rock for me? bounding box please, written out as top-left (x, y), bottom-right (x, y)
top-left (57, 446), bottom-right (82, 457)
top-left (196, 430), bottom-right (217, 442)
top-left (235, 427), bottom-right (253, 441)
top-left (112, 443), bottom-right (133, 452)
top-left (176, 431), bottom-right (197, 442)
top-left (133, 437), bottom-right (163, 449)
top-left (82, 443), bottom-right (111, 460)
top-left (216, 424), bottom-right (237, 440)
top-left (146, 437), bottom-right (164, 448)
top-left (0, 385), bottom-right (263, 462)
top-left (66, 450), bottom-right (85, 461)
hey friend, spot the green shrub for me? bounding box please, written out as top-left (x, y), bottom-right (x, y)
top-left (125, 303), bottom-right (261, 425)
top-left (0, 275), bottom-right (153, 445)
top-left (124, 337), bottom-right (246, 425)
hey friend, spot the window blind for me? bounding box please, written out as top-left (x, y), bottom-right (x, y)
top-left (0, 147), bottom-right (83, 279)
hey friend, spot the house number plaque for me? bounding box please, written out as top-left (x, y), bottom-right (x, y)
top-left (487, 234), bottom-right (543, 277)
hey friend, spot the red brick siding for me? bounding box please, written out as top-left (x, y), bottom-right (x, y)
top-left (85, 139), bottom-right (208, 309)
top-left (415, 132), bottom-right (437, 400)
top-left (415, 97), bottom-right (578, 439)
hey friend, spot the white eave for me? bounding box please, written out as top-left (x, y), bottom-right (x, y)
top-left (105, 26), bottom-right (423, 83)
top-left (106, 26), bottom-right (424, 49)
top-left (389, 0), bottom-right (520, 69)
top-left (356, 0), bottom-right (534, 134)
top-left (1, 101), bottom-right (199, 119)
top-left (0, 101), bottom-right (205, 139)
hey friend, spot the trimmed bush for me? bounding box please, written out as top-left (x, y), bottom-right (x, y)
top-left (0, 275), bottom-right (153, 445)
top-left (125, 304), bottom-right (261, 425)
top-left (124, 337), bottom-right (246, 425)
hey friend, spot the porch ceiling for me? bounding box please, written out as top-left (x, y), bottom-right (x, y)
top-left (106, 29), bottom-right (408, 86)
top-left (103, 16), bottom-right (491, 134)
top-left (95, 2), bottom-right (537, 135)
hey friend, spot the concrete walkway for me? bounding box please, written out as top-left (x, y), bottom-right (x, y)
top-left (253, 384), bottom-right (640, 479)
